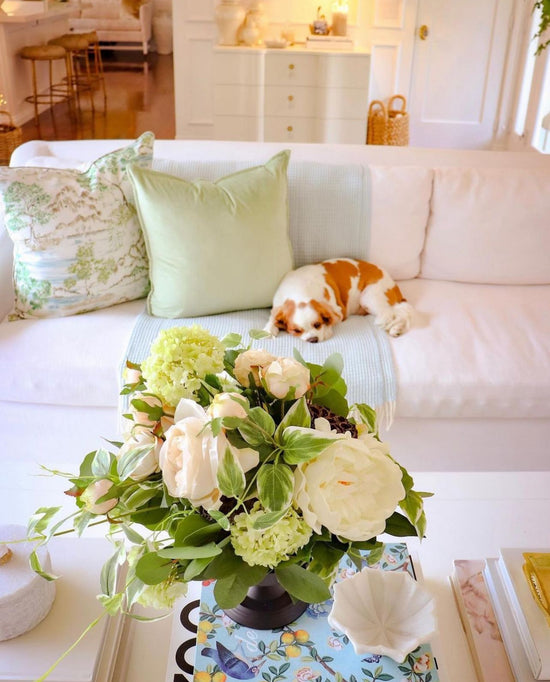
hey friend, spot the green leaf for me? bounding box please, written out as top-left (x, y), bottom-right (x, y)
top-left (123, 485), bottom-right (160, 511)
top-left (214, 564), bottom-right (268, 608)
top-left (257, 463), bottom-right (294, 512)
top-left (238, 419), bottom-right (270, 447)
top-left (130, 398), bottom-right (163, 422)
top-left (98, 592), bottom-right (124, 616)
top-left (221, 332), bottom-right (242, 348)
top-left (281, 427), bottom-right (340, 464)
top-left (248, 407), bottom-right (276, 437)
top-left (308, 544), bottom-right (345, 584)
top-left (27, 506), bottom-right (62, 538)
top-left (117, 444), bottom-right (154, 481)
top-left (174, 514), bottom-right (211, 547)
top-left (91, 448), bottom-right (112, 477)
top-left (158, 543), bottom-right (222, 560)
top-left (249, 328), bottom-right (272, 340)
top-left (29, 549), bottom-right (58, 581)
top-left (384, 511), bottom-right (417, 537)
top-left (313, 388), bottom-right (349, 417)
top-left (292, 348), bottom-right (308, 367)
top-left (275, 564), bottom-right (331, 603)
top-left (135, 551), bottom-right (173, 585)
top-left (100, 548), bottom-right (121, 596)
top-left (274, 396), bottom-right (311, 439)
top-left (208, 509), bottom-right (231, 531)
top-left (251, 508), bottom-right (288, 530)
top-left (217, 446), bottom-right (246, 499)
top-left (73, 511), bottom-right (94, 537)
top-left (121, 523), bottom-right (145, 544)
top-left (184, 556), bottom-right (215, 581)
top-left (352, 403), bottom-right (378, 434)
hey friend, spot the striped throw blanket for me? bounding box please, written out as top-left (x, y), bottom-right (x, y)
top-left (123, 310), bottom-right (396, 427)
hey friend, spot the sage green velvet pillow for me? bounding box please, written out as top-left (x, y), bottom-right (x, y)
top-left (127, 150), bottom-right (293, 318)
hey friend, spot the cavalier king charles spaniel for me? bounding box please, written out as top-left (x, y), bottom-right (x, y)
top-left (264, 258), bottom-right (413, 343)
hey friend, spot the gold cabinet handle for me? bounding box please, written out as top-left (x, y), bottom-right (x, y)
top-left (288, 63), bottom-right (295, 70)
top-left (287, 125), bottom-right (293, 132)
top-left (419, 24), bottom-right (429, 40)
top-left (288, 95), bottom-right (294, 101)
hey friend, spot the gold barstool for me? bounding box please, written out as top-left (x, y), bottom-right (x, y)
top-left (79, 31), bottom-right (107, 110)
top-left (20, 44), bottom-right (74, 138)
top-left (48, 33), bottom-right (94, 114)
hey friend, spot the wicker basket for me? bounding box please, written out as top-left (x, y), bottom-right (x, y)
top-left (366, 95), bottom-right (409, 146)
top-left (0, 111), bottom-right (23, 164)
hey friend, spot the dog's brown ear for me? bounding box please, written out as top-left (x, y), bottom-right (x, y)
top-left (273, 306), bottom-right (288, 331)
top-left (311, 299), bottom-right (340, 325)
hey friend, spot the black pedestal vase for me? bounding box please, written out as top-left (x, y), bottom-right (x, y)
top-left (223, 572), bottom-right (308, 629)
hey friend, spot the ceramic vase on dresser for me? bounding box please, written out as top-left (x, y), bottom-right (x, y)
top-left (215, 0), bottom-right (246, 46)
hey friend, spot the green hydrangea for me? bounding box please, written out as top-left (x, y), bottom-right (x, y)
top-left (137, 577), bottom-right (188, 610)
top-left (141, 325), bottom-right (225, 408)
top-left (231, 503), bottom-right (312, 569)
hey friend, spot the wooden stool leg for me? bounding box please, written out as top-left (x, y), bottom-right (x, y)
top-left (95, 43), bottom-right (107, 110)
top-left (82, 50), bottom-right (95, 113)
top-left (30, 59), bottom-right (40, 137)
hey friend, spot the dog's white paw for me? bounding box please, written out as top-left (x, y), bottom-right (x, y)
top-left (263, 321), bottom-right (279, 337)
top-left (376, 302), bottom-right (413, 337)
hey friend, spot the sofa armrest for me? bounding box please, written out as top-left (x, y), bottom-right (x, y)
top-left (140, 0), bottom-right (153, 42)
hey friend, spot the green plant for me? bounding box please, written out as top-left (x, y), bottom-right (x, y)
top-left (534, 0), bottom-right (550, 54)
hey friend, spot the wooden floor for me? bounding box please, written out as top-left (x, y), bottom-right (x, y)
top-left (19, 51), bottom-right (175, 144)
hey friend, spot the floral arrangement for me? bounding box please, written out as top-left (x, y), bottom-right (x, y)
top-left (30, 325), bottom-right (430, 619)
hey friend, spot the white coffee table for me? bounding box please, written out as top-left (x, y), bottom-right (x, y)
top-left (118, 471), bottom-right (550, 682)
top-left (2, 471), bottom-right (549, 681)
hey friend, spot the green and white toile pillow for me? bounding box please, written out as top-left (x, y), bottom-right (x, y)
top-left (0, 132), bottom-right (154, 319)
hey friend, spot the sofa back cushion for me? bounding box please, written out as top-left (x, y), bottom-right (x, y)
top-left (421, 167), bottom-right (550, 284)
top-left (368, 166), bottom-right (433, 280)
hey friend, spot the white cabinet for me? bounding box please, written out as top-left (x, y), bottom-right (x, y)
top-left (212, 47), bottom-right (370, 144)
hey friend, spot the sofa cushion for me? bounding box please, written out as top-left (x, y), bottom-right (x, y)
top-left (420, 167), bottom-right (550, 284)
top-left (393, 279), bottom-right (550, 418)
top-left (0, 300), bottom-right (145, 407)
top-left (2, 280), bottom-right (549, 421)
top-left (368, 166), bottom-right (432, 280)
top-left (128, 151), bottom-right (294, 318)
top-left (0, 133), bottom-right (153, 319)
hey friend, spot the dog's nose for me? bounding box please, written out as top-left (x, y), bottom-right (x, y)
top-left (308, 336), bottom-right (319, 343)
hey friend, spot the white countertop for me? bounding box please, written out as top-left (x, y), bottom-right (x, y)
top-left (0, 0), bottom-right (75, 23)
top-left (214, 43), bottom-right (370, 56)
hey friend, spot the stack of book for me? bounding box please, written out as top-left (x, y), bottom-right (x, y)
top-left (165, 543), bottom-right (440, 682)
top-left (450, 549), bottom-right (550, 682)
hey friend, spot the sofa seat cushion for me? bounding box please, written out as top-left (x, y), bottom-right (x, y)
top-left (394, 279), bottom-right (550, 418)
top-left (3, 280), bottom-right (548, 419)
top-left (0, 300), bottom-right (144, 408)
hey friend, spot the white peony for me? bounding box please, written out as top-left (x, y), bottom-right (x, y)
top-left (207, 392), bottom-right (249, 419)
top-left (293, 432), bottom-right (405, 541)
top-left (159, 399), bottom-right (259, 510)
top-left (234, 349), bottom-right (276, 387)
top-left (262, 357), bottom-right (310, 400)
top-left (117, 426), bottom-right (162, 481)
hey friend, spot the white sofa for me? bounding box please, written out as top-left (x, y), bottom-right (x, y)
top-left (69, 0), bottom-right (153, 55)
top-left (1, 140), bottom-right (550, 528)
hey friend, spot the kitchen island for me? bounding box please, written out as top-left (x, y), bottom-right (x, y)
top-left (0, 1), bottom-right (76, 127)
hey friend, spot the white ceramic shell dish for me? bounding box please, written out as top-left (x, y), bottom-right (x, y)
top-left (327, 567), bottom-right (436, 662)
